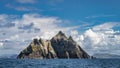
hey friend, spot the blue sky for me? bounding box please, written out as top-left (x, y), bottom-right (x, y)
top-left (0, 0), bottom-right (120, 57)
top-left (1, 0), bottom-right (120, 23)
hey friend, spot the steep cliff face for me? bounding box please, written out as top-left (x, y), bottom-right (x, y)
top-left (17, 31), bottom-right (91, 59)
top-left (51, 31), bottom-right (90, 58)
top-left (17, 38), bottom-right (57, 59)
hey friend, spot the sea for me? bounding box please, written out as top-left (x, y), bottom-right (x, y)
top-left (0, 58), bottom-right (120, 68)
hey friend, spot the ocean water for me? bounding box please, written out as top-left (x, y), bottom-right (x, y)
top-left (0, 58), bottom-right (120, 68)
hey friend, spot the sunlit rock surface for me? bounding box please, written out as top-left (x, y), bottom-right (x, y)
top-left (17, 31), bottom-right (91, 59)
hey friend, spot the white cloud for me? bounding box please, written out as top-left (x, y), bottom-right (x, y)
top-left (1, 13), bottom-right (120, 56)
top-left (17, 0), bottom-right (37, 4)
top-left (6, 4), bottom-right (39, 11)
top-left (0, 14), bottom-right (16, 28)
top-left (80, 23), bottom-right (120, 55)
top-left (15, 14), bottom-right (62, 31)
top-left (10, 35), bottom-right (19, 40)
top-left (64, 22), bottom-right (120, 55)
top-left (15, 7), bottom-right (38, 11)
top-left (70, 30), bottom-right (78, 35)
top-left (0, 13), bottom-right (79, 56)
top-left (86, 14), bottom-right (116, 19)
top-left (84, 29), bottom-right (102, 46)
top-left (0, 42), bottom-right (3, 48)
top-left (92, 22), bottom-right (119, 31)
top-left (0, 14), bottom-right (8, 20)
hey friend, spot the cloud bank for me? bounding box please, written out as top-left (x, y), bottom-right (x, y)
top-left (0, 13), bottom-right (120, 56)
top-left (0, 13), bottom-right (79, 56)
top-left (71, 23), bottom-right (120, 55)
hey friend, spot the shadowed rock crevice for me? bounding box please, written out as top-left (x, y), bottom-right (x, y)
top-left (17, 31), bottom-right (91, 59)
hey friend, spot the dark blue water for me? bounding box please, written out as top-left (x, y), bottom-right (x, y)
top-left (0, 58), bottom-right (120, 68)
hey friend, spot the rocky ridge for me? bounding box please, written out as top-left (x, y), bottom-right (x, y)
top-left (17, 31), bottom-right (91, 59)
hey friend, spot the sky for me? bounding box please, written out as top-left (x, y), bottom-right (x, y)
top-left (0, 0), bottom-right (120, 57)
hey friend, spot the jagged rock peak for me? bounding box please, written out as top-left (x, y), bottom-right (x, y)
top-left (53, 31), bottom-right (68, 40)
top-left (33, 38), bottom-right (40, 45)
top-left (58, 31), bottom-right (64, 35)
top-left (17, 31), bottom-right (91, 59)
top-left (56, 31), bottom-right (66, 37)
top-left (39, 38), bottom-right (43, 43)
top-left (69, 36), bottom-right (73, 40)
top-left (68, 36), bottom-right (75, 42)
top-left (68, 36), bottom-right (76, 43)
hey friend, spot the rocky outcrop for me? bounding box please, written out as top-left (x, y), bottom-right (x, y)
top-left (17, 38), bottom-right (57, 59)
top-left (51, 31), bottom-right (90, 58)
top-left (17, 31), bottom-right (91, 59)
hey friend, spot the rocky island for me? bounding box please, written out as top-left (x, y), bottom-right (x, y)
top-left (17, 31), bottom-right (91, 59)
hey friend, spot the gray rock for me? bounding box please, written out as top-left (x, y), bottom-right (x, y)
top-left (17, 31), bottom-right (91, 59)
top-left (17, 38), bottom-right (57, 59)
top-left (51, 31), bottom-right (90, 59)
